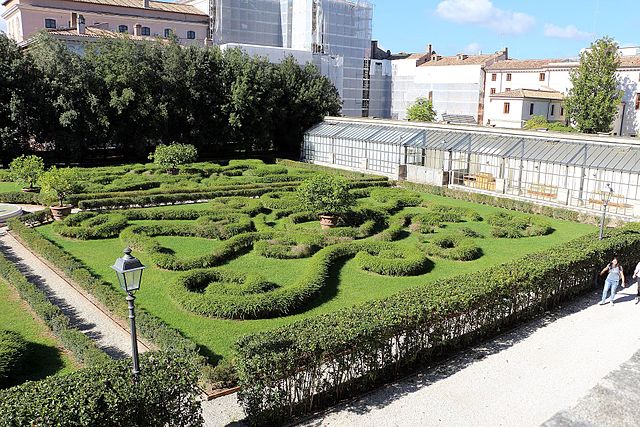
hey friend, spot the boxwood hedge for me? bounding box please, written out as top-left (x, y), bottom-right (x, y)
top-left (0, 330), bottom-right (28, 389)
top-left (234, 223), bottom-right (640, 425)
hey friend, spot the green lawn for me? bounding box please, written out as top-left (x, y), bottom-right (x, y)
top-left (0, 279), bottom-right (76, 385)
top-left (36, 191), bottom-right (595, 362)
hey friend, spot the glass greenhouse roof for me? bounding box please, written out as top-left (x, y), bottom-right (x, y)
top-left (306, 120), bottom-right (640, 172)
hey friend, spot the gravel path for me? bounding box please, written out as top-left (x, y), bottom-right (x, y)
top-left (300, 285), bottom-right (640, 427)
top-left (0, 227), bottom-right (149, 358)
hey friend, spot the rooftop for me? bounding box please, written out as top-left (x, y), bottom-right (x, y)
top-left (486, 59), bottom-right (570, 71)
top-left (44, 26), bottom-right (165, 41)
top-left (490, 88), bottom-right (564, 101)
top-left (2, 0), bottom-right (207, 15)
top-left (420, 53), bottom-right (501, 67)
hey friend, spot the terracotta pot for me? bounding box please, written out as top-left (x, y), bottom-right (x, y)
top-left (319, 214), bottom-right (339, 229)
top-left (21, 187), bottom-right (41, 193)
top-left (50, 205), bottom-right (72, 221)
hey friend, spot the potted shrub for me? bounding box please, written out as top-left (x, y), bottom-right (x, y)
top-left (297, 174), bottom-right (354, 229)
top-left (39, 166), bottom-right (79, 220)
top-left (9, 155), bottom-right (45, 193)
top-left (148, 143), bottom-right (198, 174)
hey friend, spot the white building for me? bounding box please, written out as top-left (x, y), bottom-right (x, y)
top-left (486, 88), bottom-right (565, 129)
top-left (484, 56), bottom-right (640, 136)
top-left (389, 49), bottom-right (508, 123)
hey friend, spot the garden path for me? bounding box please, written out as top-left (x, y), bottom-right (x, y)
top-left (0, 225), bottom-right (245, 427)
top-left (300, 285), bottom-right (640, 427)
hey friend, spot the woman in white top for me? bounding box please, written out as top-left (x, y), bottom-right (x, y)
top-left (600, 257), bottom-right (625, 305)
top-left (633, 261), bottom-right (640, 304)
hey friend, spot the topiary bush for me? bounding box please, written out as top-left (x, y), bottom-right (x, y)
top-left (423, 234), bottom-right (483, 261)
top-left (297, 174), bottom-right (354, 216)
top-left (354, 244), bottom-right (432, 276)
top-left (487, 212), bottom-right (553, 238)
top-left (149, 143), bottom-right (198, 173)
top-left (0, 330), bottom-right (28, 389)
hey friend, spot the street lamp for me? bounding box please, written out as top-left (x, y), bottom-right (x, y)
top-left (598, 183), bottom-right (614, 240)
top-left (111, 247), bottom-right (145, 383)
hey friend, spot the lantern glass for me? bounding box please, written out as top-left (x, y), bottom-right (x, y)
top-left (111, 248), bottom-right (145, 293)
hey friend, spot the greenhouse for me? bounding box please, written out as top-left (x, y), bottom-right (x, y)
top-left (302, 118), bottom-right (640, 217)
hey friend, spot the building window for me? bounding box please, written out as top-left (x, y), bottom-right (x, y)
top-left (490, 88), bottom-right (496, 95)
top-left (505, 88), bottom-right (511, 92)
top-left (164, 28), bottom-right (172, 38)
top-left (187, 30), bottom-right (196, 39)
top-left (491, 73), bottom-right (497, 81)
top-left (506, 73), bottom-right (512, 81)
top-left (560, 107), bottom-right (564, 116)
top-left (529, 103), bottom-right (534, 115)
top-left (141, 26), bottom-right (151, 36)
top-left (503, 102), bottom-right (510, 114)
top-left (44, 18), bottom-right (56, 29)
top-left (539, 72), bottom-right (545, 81)
top-left (118, 25), bottom-right (128, 33)
top-left (635, 93), bottom-right (640, 110)
top-left (550, 105), bottom-right (555, 116)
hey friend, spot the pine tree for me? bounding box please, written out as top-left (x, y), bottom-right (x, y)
top-left (565, 36), bottom-right (622, 133)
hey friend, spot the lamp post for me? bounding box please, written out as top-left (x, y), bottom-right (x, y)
top-left (111, 247), bottom-right (146, 383)
top-left (598, 183), bottom-right (614, 240)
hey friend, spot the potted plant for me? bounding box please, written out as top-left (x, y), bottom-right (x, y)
top-left (148, 143), bottom-right (198, 175)
top-left (9, 155), bottom-right (45, 193)
top-left (39, 166), bottom-right (79, 220)
top-left (297, 174), bottom-right (354, 229)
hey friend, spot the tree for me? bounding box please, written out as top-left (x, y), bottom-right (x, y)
top-left (407, 97), bottom-right (437, 122)
top-left (39, 167), bottom-right (80, 206)
top-left (9, 155), bottom-right (45, 190)
top-left (149, 143), bottom-right (198, 173)
top-left (565, 36), bottom-right (622, 133)
top-left (297, 174), bottom-right (354, 216)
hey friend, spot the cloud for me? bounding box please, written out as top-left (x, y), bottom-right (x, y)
top-left (435, 0), bottom-right (535, 34)
top-left (544, 24), bottom-right (593, 39)
top-left (463, 42), bottom-right (482, 54)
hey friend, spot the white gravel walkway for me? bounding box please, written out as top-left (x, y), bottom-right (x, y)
top-left (0, 227), bottom-right (151, 358)
top-left (301, 285), bottom-right (640, 427)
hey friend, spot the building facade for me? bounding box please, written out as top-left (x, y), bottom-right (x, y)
top-left (486, 88), bottom-right (565, 129)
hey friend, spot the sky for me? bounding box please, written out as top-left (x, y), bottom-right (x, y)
top-left (372, 0), bottom-right (639, 59)
top-left (1, 0), bottom-right (638, 59)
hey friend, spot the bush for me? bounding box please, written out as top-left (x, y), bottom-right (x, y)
top-left (0, 330), bottom-right (28, 389)
top-left (370, 187), bottom-right (422, 211)
top-left (149, 143), bottom-right (198, 172)
top-left (234, 223), bottom-right (640, 425)
top-left (354, 244), bottom-right (432, 276)
top-left (487, 212), bottom-right (553, 238)
top-left (297, 174), bottom-right (354, 216)
top-left (53, 212), bottom-right (129, 239)
top-left (424, 234), bottom-right (483, 261)
top-left (0, 351), bottom-right (203, 426)
top-left (254, 234), bottom-right (325, 259)
top-left (9, 155), bottom-right (44, 190)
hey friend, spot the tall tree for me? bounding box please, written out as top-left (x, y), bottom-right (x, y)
top-left (407, 97), bottom-right (436, 122)
top-left (565, 36), bottom-right (622, 133)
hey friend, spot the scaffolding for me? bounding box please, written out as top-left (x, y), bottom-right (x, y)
top-left (303, 119), bottom-right (640, 217)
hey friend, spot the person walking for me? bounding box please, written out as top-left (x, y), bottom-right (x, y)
top-left (600, 257), bottom-right (625, 305)
top-left (633, 260), bottom-right (640, 304)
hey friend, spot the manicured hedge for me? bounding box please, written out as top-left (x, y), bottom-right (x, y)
top-left (0, 351), bottom-right (203, 426)
top-left (0, 330), bottom-right (28, 389)
top-left (0, 191), bottom-right (40, 204)
top-left (487, 212), bottom-right (553, 238)
top-left (8, 217), bottom-right (201, 360)
top-left (423, 234), bottom-right (483, 261)
top-left (0, 252), bottom-right (109, 368)
top-left (234, 223), bottom-right (640, 425)
top-left (53, 212), bottom-right (129, 239)
top-left (354, 244), bottom-right (432, 276)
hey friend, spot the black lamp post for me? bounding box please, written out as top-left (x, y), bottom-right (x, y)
top-left (111, 247), bottom-right (145, 383)
top-left (598, 183), bottom-right (614, 240)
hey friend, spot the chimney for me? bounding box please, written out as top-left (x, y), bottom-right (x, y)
top-left (143, 0), bottom-right (149, 8)
top-left (134, 23), bottom-right (142, 36)
top-left (70, 12), bottom-right (78, 28)
top-left (77, 14), bottom-right (85, 35)
top-left (503, 47), bottom-right (508, 60)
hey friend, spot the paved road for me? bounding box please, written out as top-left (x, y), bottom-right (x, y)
top-left (301, 286), bottom-right (640, 427)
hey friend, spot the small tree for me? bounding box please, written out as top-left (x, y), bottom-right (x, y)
top-left (565, 36), bottom-right (622, 133)
top-left (297, 174), bottom-right (354, 217)
top-left (407, 97), bottom-right (437, 122)
top-left (149, 143), bottom-right (197, 173)
top-left (9, 155), bottom-right (45, 189)
top-left (39, 167), bottom-right (79, 206)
